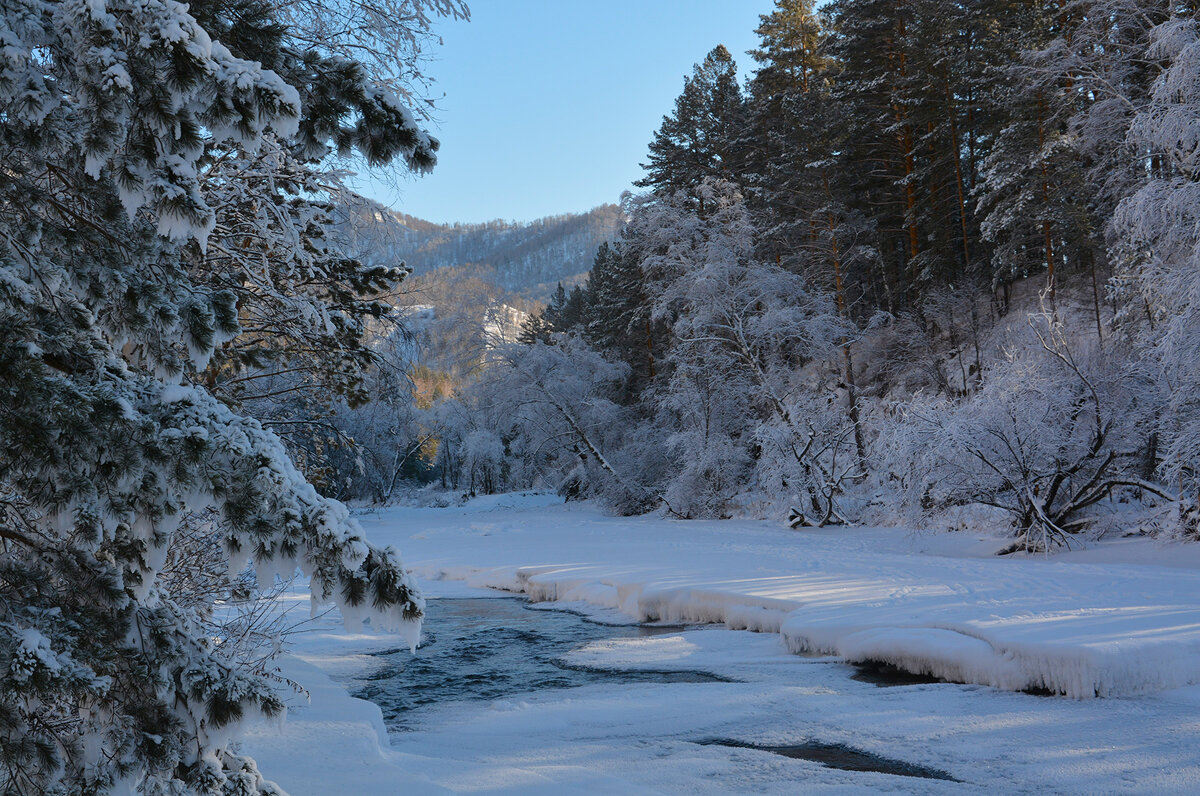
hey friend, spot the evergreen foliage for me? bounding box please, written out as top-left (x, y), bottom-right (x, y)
top-left (636, 45), bottom-right (747, 203)
top-left (0, 0), bottom-right (464, 791)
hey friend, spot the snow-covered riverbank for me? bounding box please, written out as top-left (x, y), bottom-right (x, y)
top-left (242, 495), bottom-right (1200, 793)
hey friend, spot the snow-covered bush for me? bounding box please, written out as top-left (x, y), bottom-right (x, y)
top-left (889, 310), bottom-right (1161, 551)
top-left (755, 391), bottom-right (867, 527)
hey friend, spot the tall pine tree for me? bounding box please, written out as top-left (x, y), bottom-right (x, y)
top-left (636, 45), bottom-right (747, 205)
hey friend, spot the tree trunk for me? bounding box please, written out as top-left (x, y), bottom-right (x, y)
top-left (1037, 94), bottom-right (1057, 306)
top-left (1087, 247), bottom-right (1104, 346)
top-left (823, 170), bottom-right (867, 464)
top-left (943, 67), bottom-right (972, 274)
top-left (891, 7), bottom-right (920, 296)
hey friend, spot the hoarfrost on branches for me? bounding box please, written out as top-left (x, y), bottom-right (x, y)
top-left (0, 0), bottom-right (456, 790)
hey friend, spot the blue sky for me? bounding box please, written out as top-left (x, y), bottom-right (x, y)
top-left (351, 1), bottom-right (777, 225)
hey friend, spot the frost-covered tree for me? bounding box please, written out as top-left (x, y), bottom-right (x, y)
top-left (458, 338), bottom-right (635, 505)
top-left (629, 180), bottom-right (853, 520)
top-left (0, 0), bottom-right (462, 791)
top-left (1112, 15), bottom-right (1200, 520)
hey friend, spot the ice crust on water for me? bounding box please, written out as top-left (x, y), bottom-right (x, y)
top-left (527, 570), bottom-right (1200, 698)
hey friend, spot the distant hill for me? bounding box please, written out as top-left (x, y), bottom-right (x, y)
top-left (341, 202), bottom-right (624, 303)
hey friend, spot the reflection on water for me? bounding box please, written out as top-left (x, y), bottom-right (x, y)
top-left (353, 597), bottom-right (727, 732)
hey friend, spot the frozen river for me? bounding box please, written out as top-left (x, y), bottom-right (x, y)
top-left (242, 500), bottom-right (1200, 794)
top-left (345, 596), bottom-right (961, 785)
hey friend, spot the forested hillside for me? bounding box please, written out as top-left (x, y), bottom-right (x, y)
top-left (341, 202), bottom-right (624, 301)
top-left (397, 0), bottom-right (1200, 552)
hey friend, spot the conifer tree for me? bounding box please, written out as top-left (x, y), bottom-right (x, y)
top-left (541, 283), bottom-right (572, 333)
top-left (0, 0), bottom-right (463, 791)
top-left (636, 45), bottom-right (747, 203)
top-left (517, 312), bottom-right (554, 345)
top-left (582, 241), bottom-right (661, 398)
top-left (741, 0), bottom-right (833, 271)
top-left (820, 0), bottom-right (929, 307)
top-left (560, 286), bottom-right (587, 332)
top-left (972, 0), bottom-right (1098, 306)
top-left (749, 0), bottom-right (827, 100)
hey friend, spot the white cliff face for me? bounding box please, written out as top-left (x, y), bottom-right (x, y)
top-left (482, 304), bottom-right (531, 348)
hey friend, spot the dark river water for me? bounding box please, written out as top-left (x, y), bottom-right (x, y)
top-left (354, 597), bottom-right (727, 732)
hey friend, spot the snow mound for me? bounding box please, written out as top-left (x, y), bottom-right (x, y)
top-left (517, 564), bottom-right (1200, 697)
top-left (781, 605), bottom-right (1200, 698)
top-left (796, 626), bottom-right (1024, 689)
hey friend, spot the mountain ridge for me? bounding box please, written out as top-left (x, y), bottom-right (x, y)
top-left (344, 201), bottom-right (624, 303)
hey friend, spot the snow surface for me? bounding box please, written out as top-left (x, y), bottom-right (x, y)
top-left (242, 495), bottom-right (1200, 793)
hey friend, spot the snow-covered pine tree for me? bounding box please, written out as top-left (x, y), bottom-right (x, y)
top-left (1013, 0), bottom-right (1169, 342)
top-left (191, 139), bottom-right (411, 492)
top-left (0, 0), bottom-right (463, 792)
